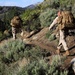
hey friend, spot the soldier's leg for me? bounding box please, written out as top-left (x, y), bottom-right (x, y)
top-left (60, 30), bottom-right (69, 56)
top-left (12, 27), bottom-right (16, 40)
top-left (56, 32), bottom-right (62, 54)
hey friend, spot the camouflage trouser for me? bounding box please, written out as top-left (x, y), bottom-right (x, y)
top-left (12, 27), bottom-right (16, 40)
top-left (57, 30), bottom-right (68, 51)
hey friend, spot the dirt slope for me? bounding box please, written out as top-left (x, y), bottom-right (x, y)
top-left (22, 27), bottom-right (75, 68)
top-left (23, 28), bottom-right (57, 53)
top-left (23, 27), bottom-right (75, 55)
top-left (0, 27), bottom-right (75, 70)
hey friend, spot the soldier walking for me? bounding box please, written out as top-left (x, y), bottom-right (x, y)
top-left (10, 16), bottom-right (22, 40)
top-left (49, 10), bottom-right (75, 56)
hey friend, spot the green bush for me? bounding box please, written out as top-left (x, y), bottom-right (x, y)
top-left (39, 8), bottom-right (57, 28)
top-left (18, 55), bottom-right (68, 75)
top-left (0, 39), bottom-right (26, 63)
top-left (5, 63), bottom-right (19, 75)
top-left (0, 61), bottom-right (6, 75)
top-left (72, 5), bottom-right (75, 17)
top-left (51, 55), bottom-right (66, 67)
top-left (45, 30), bottom-right (56, 41)
top-left (0, 31), bottom-right (11, 42)
top-left (24, 46), bottom-right (44, 62)
top-left (0, 61), bottom-right (19, 75)
top-left (59, 0), bottom-right (73, 8)
top-left (21, 9), bottom-right (41, 31)
top-left (41, 0), bottom-right (60, 9)
top-left (0, 31), bottom-right (6, 41)
top-left (0, 39), bottom-right (44, 63)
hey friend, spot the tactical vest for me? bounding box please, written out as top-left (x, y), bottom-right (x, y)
top-left (57, 11), bottom-right (75, 30)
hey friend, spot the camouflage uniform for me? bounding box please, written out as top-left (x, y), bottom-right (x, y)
top-left (49, 16), bottom-right (69, 51)
top-left (10, 16), bottom-right (22, 40)
top-left (10, 22), bottom-right (16, 40)
top-left (12, 26), bottom-right (16, 40)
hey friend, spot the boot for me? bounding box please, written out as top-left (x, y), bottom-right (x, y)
top-left (63, 50), bottom-right (70, 56)
top-left (56, 49), bottom-right (60, 54)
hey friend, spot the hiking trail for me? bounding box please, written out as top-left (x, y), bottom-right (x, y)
top-left (22, 27), bottom-right (75, 67)
top-left (0, 27), bottom-right (75, 68)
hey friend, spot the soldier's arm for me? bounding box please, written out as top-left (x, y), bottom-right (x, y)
top-left (49, 17), bottom-right (59, 30)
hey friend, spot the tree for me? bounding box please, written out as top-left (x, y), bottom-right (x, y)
top-left (21, 9), bottom-right (41, 31)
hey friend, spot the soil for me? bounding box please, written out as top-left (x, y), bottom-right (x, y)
top-left (22, 27), bottom-right (75, 70)
top-left (0, 27), bottom-right (75, 74)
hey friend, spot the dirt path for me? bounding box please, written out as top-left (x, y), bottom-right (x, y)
top-left (22, 27), bottom-right (75, 67)
top-left (0, 27), bottom-right (75, 68)
top-left (22, 28), bottom-right (57, 54)
top-left (23, 27), bottom-right (75, 54)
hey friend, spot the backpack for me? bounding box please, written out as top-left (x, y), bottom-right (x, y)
top-left (11, 16), bottom-right (22, 28)
top-left (57, 11), bottom-right (75, 30)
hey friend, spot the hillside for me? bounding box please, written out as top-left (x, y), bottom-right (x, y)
top-left (0, 0), bottom-right (75, 74)
top-left (0, 27), bottom-right (75, 75)
top-left (18, 27), bottom-right (75, 75)
top-left (0, 5), bottom-right (36, 20)
top-left (0, 6), bottom-right (24, 19)
top-left (22, 27), bottom-right (75, 55)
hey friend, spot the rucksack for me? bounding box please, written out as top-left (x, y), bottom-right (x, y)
top-left (11, 16), bottom-right (22, 28)
top-left (57, 11), bottom-right (75, 30)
